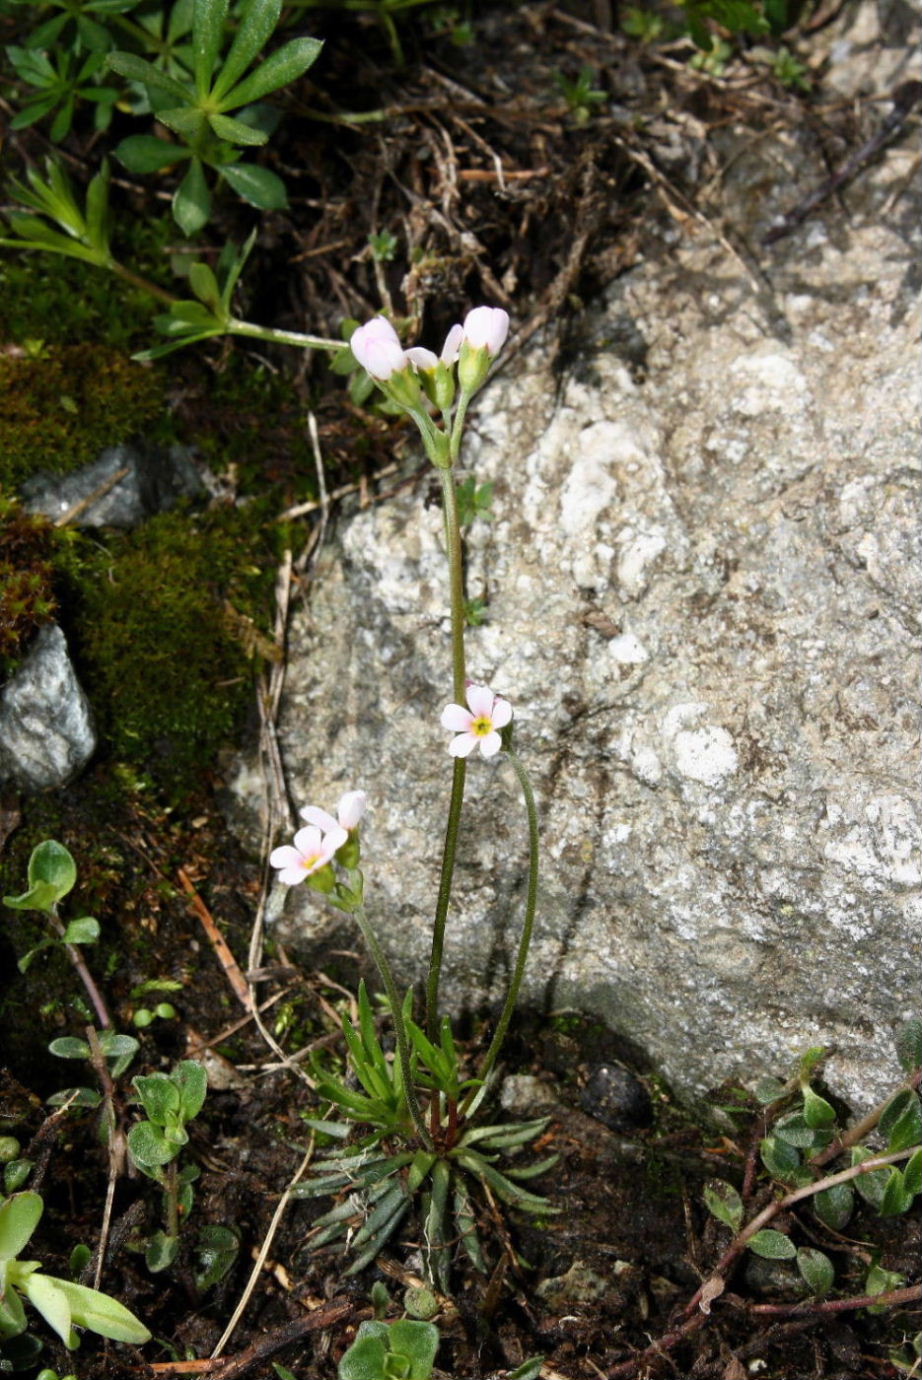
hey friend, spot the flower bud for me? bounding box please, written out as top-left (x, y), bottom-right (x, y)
top-left (350, 316), bottom-right (408, 380)
top-left (457, 307), bottom-right (510, 395)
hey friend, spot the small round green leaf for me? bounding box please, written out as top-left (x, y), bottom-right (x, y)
top-left (703, 1179), bottom-right (744, 1232)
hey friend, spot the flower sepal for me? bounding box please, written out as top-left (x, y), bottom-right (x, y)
top-left (306, 864), bottom-right (336, 895)
top-left (333, 868), bottom-right (364, 913)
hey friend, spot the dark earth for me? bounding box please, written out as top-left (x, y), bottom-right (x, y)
top-left (1, 1), bottom-right (920, 1377)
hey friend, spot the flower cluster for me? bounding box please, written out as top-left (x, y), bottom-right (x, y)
top-left (270, 790), bottom-right (366, 886)
top-left (350, 307), bottom-right (509, 387)
top-left (441, 683), bottom-right (513, 759)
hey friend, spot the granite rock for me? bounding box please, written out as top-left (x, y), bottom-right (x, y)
top-left (0, 625), bottom-right (96, 791)
top-left (229, 7), bottom-right (920, 1112)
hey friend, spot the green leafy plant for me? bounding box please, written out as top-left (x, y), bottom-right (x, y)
top-left (127, 1060), bottom-right (208, 1272)
top-left (296, 984), bottom-right (557, 1288)
top-left (701, 1024), bottom-right (922, 1306)
top-left (553, 65), bottom-right (606, 124)
top-left (107, 0), bottom-right (323, 232)
top-left (3, 841), bottom-right (111, 1030)
top-left (338, 1318), bottom-right (439, 1380)
top-left (0, 1190), bottom-right (150, 1351)
top-left (5, 42), bottom-right (120, 140)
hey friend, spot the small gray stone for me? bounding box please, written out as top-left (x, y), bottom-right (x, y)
top-left (22, 443), bottom-right (203, 529)
top-left (580, 1065), bottom-right (652, 1132)
top-left (0, 625), bottom-right (96, 791)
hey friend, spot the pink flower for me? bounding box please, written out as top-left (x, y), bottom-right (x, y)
top-left (350, 317), bottom-right (408, 380)
top-left (462, 307), bottom-right (509, 355)
top-left (300, 790), bottom-right (367, 833)
top-left (440, 684), bottom-right (513, 758)
top-left (270, 823), bottom-right (347, 886)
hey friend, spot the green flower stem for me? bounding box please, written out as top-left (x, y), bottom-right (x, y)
top-left (462, 745), bottom-right (539, 1111)
top-left (352, 904), bottom-right (433, 1150)
top-left (425, 467), bottom-right (468, 1038)
top-left (426, 756), bottom-right (466, 1039)
top-left (227, 319), bottom-right (341, 352)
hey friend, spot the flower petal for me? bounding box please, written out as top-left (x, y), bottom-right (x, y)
top-left (448, 732), bottom-right (478, 757)
top-left (337, 790), bottom-right (367, 829)
top-left (466, 683), bottom-right (495, 718)
top-left (478, 731), bottom-right (503, 757)
top-left (300, 805), bottom-right (339, 833)
top-left (406, 346), bottom-right (439, 371)
top-left (440, 323), bottom-right (464, 364)
top-left (491, 696), bottom-right (513, 728)
top-left (269, 845), bottom-right (302, 869)
top-left (462, 306), bottom-right (509, 354)
top-left (441, 703), bottom-right (473, 732)
top-left (277, 864), bottom-right (309, 886)
top-left (293, 825), bottom-right (323, 856)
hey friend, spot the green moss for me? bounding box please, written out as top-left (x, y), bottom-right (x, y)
top-left (0, 497), bottom-right (57, 667)
top-left (0, 344), bottom-right (166, 490)
top-left (57, 505), bottom-right (279, 795)
top-left (0, 216), bottom-right (173, 351)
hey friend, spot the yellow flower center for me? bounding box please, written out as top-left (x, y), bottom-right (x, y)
top-left (471, 716), bottom-right (493, 737)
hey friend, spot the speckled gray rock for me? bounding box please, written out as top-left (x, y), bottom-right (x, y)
top-left (22, 443), bottom-right (202, 529)
top-left (0, 625), bottom-right (96, 790)
top-left (229, 8), bottom-right (920, 1112)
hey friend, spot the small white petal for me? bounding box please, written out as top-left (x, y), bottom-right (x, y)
top-left (337, 790), bottom-right (367, 829)
top-left (465, 683), bottom-right (495, 718)
top-left (293, 825), bottom-right (324, 856)
top-left (448, 732), bottom-right (478, 757)
top-left (491, 696), bottom-right (513, 728)
top-left (300, 805), bottom-right (339, 832)
top-left (441, 324), bottom-right (464, 363)
top-left (441, 703), bottom-right (473, 731)
top-left (406, 346), bottom-right (439, 371)
top-left (278, 865), bottom-right (308, 886)
top-left (270, 845), bottom-right (302, 869)
top-left (478, 731), bottom-right (503, 757)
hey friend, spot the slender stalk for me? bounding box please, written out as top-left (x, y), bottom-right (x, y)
top-left (165, 1159), bottom-right (179, 1239)
top-left (426, 757), bottom-right (466, 1038)
top-left (425, 468), bottom-right (468, 1037)
top-left (351, 905), bottom-right (432, 1150)
top-left (463, 745), bottom-right (539, 1110)
top-left (227, 318), bottom-right (341, 352)
top-left (47, 911), bottom-right (112, 1029)
top-left (110, 261), bottom-right (177, 306)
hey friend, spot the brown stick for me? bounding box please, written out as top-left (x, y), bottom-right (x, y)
top-left (141, 1300), bottom-right (353, 1377)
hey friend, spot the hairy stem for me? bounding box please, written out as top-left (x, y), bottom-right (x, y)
top-left (48, 911), bottom-right (111, 1028)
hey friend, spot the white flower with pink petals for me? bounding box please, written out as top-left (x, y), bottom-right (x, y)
top-left (440, 684), bottom-right (513, 758)
top-left (300, 790), bottom-right (367, 834)
top-left (270, 823), bottom-right (347, 886)
top-left (350, 317), bottom-right (408, 380)
top-left (406, 324), bottom-right (465, 373)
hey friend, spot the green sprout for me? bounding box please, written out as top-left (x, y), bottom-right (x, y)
top-left (0, 1191), bottom-right (150, 1352)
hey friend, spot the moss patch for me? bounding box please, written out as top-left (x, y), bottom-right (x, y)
top-left (0, 497), bottom-right (58, 667)
top-left (57, 505), bottom-right (279, 796)
top-left (0, 345), bottom-right (166, 490)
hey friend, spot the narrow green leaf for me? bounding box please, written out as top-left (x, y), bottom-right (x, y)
top-left (193, 0), bottom-right (229, 94)
top-left (208, 110), bottom-right (269, 145)
top-left (157, 106), bottom-right (209, 141)
top-left (218, 36), bottom-right (322, 109)
top-left (748, 1229), bottom-right (797, 1260)
top-left (107, 50), bottom-right (191, 103)
top-left (211, 0), bottom-right (281, 101)
top-left (115, 134), bottom-right (190, 173)
top-left (45, 1275), bottom-right (151, 1341)
top-left (84, 162), bottom-right (111, 253)
top-left (219, 161), bottom-right (286, 209)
